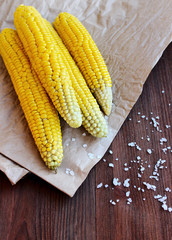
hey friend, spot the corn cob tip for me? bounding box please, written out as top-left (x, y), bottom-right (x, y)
top-left (94, 87), bottom-right (112, 116)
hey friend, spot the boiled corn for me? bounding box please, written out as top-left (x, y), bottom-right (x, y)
top-left (45, 20), bottom-right (108, 137)
top-left (14, 5), bottom-right (82, 128)
top-left (0, 28), bottom-right (63, 170)
top-left (53, 12), bottom-right (112, 116)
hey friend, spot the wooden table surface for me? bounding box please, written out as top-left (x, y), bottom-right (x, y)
top-left (0, 43), bottom-right (172, 240)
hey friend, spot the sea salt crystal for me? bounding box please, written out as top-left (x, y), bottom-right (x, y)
top-left (124, 167), bottom-right (129, 171)
top-left (65, 168), bottom-right (75, 176)
top-left (136, 145), bottom-right (142, 151)
top-left (138, 173), bottom-right (142, 178)
top-left (137, 156), bottom-right (141, 160)
top-left (103, 159), bottom-right (106, 162)
top-left (151, 117), bottom-right (160, 131)
top-left (65, 143), bottom-right (69, 146)
top-left (166, 125), bottom-right (171, 128)
top-left (82, 132), bottom-right (86, 136)
top-left (83, 144), bottom-right (87, 148)
top-left (162, 203), bottom-right (168, 211)
top-left (88, 153), bottom-right (95, 159)
top-left (124, 163), bottom-right (128, 166)
top-left (127, 198), bottom-right (132, 204)
top-left (129, 118), bottom-right (132, 121)
top-left (115, 158), bottom-right (119, 161)
top-left (162, 90), bottom-right (165, 93)
top-left (126, 191), bottom-right (130, 197)
top-left (154, 195), bottom-right (162, 199)
top-left (137, 120), bottom-right (141, 123)
top-left (165, 187), bottom-right (171, 192)
top-left (97, 183), bottom-right (103, 189)
top-left (149, 176), bottom-right (159, 181)
top-left (143, 182), bottom-right (156, 191)
top-left (109, 163), bottom-right (114, 168)
top-left (157, 195), bottom-right (167, 203)
top-left (97, 155), bottom-right (101, 159)
top-left (123, 178), bottom-right (130, 187)
top-left (128, 142), bottom-right (136, 147)
top-left (72, 138), bottom-right (76, 142)
top-left (156, 116), bottom-right (160, 120)
top-left (168, 207), bottom-right (172, 212)
top-left (104, 184), bottom-right (109, 188)
top-left (143, 198), bottom-right (146, 201)
top-left (138, 112), bottom-right (141, 115)
top-left (113, 178), bottom-right (121, 186)
top-left (110, 200), bottom-right (116, 205)
top-left (147, 149), bottom-right (152, 154)
top-left (160, 138), bottom-right (167, 145)
top-left (109, 150), bottom-right (113, 154)
top-left (141, 115), bottom-right (145, 118)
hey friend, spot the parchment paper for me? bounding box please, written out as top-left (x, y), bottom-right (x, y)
top-left (0, 154), bottom-right (28, 184)
top-left (0, 0), bottom-right (172, 196)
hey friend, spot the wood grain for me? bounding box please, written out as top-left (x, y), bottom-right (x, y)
top-left (0, 43), bottom-right (172, 240)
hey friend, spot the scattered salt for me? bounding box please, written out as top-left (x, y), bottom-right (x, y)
top-left (82, 133), bottom-right (86, 136)
top-left (113, 178), bottom-right (121, 186)
top-left (104, 184), bottom-right (109, 188)
top-left (166, 125), bottom-right (171, 128)
top-left (88, 153), bottom-right (95, 159)
top-left (123, 178), bottom-right (130, 187)
top-left (165, 187), bottom-right (171, 192)
top-left (83, 144), bottom-right (87, 148)
top-left (160, 138), bottom-right (167, 145)
top-left (110, 200), bottom-right (116, 205)
top-left (143, 182), bottom-right (156, 191)
top-left (109, 150), bottom-right (113, 154)
top-left (147, 149), bottom-right (152, 154)
top-left (109, 163), bottom-right (114, 168)
top-left (103, 159), bottom-right (106, 162)
top-left (126, 191), bottom-right (130, 197)
top-left (97, 155), bottom-right (101, 159)
top-left (97, 183), bottom-right (103, 189)
top-left (71, 138), bottom-right (76, 142)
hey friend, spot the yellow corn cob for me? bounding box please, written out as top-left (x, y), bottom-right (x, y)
top-left (14, 5), bottom-right (82, 128)
top-left (45, 20), bottom-right (108, 137)
top-left (53, 12), bottom-right (112, 116)
top-left (0, 28), bottom-right (63, 170)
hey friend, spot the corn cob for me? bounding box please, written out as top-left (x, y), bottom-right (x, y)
top-left (45, 20), bottom-right (108, 137)
top-left (0, 28), bottom-right (63, 170)
top-left (53, 13), bottom-right (112, 116)
top-left (14, 5), bottom-right (82, 128)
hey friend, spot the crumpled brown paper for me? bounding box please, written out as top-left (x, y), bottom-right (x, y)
top-left (0, 0), bottom-right (172, 196)
top-left (0, 154), bottom-right (28, 184)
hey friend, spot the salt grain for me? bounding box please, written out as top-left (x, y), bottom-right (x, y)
top-left (83, 144), bottom-right (87, 148)
top-left (126, 191), bottom-right (130, 197)
top-left (97, 183), bottom-right (103, 189)
top-left (113, 178), bottom-right (121, 186)
top-left (110, 200), bottom-right (116, 205)
top-left (109, 163), bottom-right (114, 168)
top-left (147, 149), bottom-right (152, 154)
top-left (123, 178), bottom-right (130, 187)
top-left (165, 187), bottom-right (171, 192)
top-left (143, 182), bottom-right (156, 191)
top-left (88, 153), bottom-right (95, 159)
top-left (109, 150), bottom-right (113, 154)
top-left (82, 133), bottom-right (86, 136)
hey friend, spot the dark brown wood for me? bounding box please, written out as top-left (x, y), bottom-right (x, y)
top-left (0, 43), bottom-right (172, 240)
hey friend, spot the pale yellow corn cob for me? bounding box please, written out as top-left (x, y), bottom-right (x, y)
top-left (45, 20), bottom-right (108, 137)
top-left (14, 5), bottom-right (82, 128)
top-left (53, 12), bottom-right (112, 116)
top-left (0, 28), bottom-right (63, 170)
